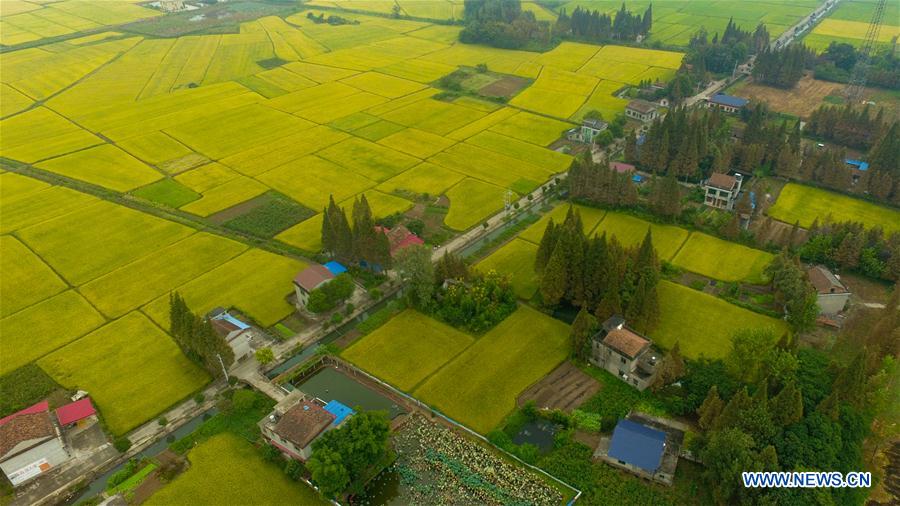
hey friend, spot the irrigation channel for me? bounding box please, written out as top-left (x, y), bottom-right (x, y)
top-left (69, 408), bottom-right (218, 505)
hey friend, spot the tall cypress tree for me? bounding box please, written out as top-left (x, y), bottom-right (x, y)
top-left (535, 219), bottom-right (559, 273)
top-left (352, 195), bottom-right (377, 265)
top-left (540, 242), bottom-right (568, 307)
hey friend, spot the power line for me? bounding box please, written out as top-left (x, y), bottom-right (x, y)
top-left (844, 0), bottom-right (887, 102)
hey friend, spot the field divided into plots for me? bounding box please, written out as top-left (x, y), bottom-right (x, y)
top-left (803, 0), bottom-right (900, 51)
top-left (0, 173), bottom-right (305, 434)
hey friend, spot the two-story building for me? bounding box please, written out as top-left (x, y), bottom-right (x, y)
top-left (703, 172), bottom-right (743, 210)
top-left (624, 100), bottom-right (659, 123)
top-left (807, 265), bottom-right (851, 315)
top-left (208, 308), bottom-right (254, 360)
top-left (259, 391), bottom-right (355, 462)
top-left (292, 261), bottom-right (347, 310)
top-left (589, 316), bottom-right (659, 391)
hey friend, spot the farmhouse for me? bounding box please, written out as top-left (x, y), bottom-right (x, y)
top-left (208, 308), bottom-right (254, 360)
top-left (703, 172), bottom-right (743, 210)
top-left (589, 316), bottom-right (659, 391)
top-left (377, 225), bottom-right (424, 257)
top-left (259, 391), bottom-right (354, 461)
top-left (581, 118), bottom-right (609, 143)
top-left (0, 401), bottom-right (68, 487)
top-left (610, 161), bottom-right (635, 175)
top-left (706, 93), bottom-right (748, 113)
top-left (625, 100), bottom-right (659, 123)
top-left (846, 159), bottom-right (869, 185)
top-left (55, 397), bottom-right (97, 429)
top-left (807, 265), bottom-right (851, 315)
top-left (292, 262), bottom-right (346, 309)
top-left (594, 413), bottom-right (685, 485)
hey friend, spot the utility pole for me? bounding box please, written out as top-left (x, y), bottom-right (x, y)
top-left (844, 0), bottom-right (886, 101)
top-left (217, 353), bottom-right (229, 382)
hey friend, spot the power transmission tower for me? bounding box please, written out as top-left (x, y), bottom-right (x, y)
top-left (504, 189), bottom-right (513, 211)
top-left (844, 0), bottom-right (887, 102)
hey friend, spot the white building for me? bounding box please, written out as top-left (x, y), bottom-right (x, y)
top-left (0, 401), bottom-right (68, 487)
top-left (807, 265), bottom-right (851, 315)
top-left (703, 172), bottom-right (743, 210)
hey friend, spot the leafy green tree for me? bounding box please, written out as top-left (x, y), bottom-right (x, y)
top-left (700, 428), bottom-right (757, 504)
top-left (570, 308), bottom-right (597, 361)
top-left (698, 385), bottom-right (724, 430)
top-left (308, 448), bottom-right (350, 499)
top-left (770, 381), bottom-right (803, 427)
top-left (725, 328), bottom-right (776, 384)
top-left (309, 410), bottom-right (390, 498)
top-left (255, 347), bottom-right (275, 365)
top-left (434, 252), bottom-right (469, 283)
top-left (395, 244), bottom-right (434, 309)
top-left (540, 242), bottom-right (568, 307)
top-left (534, 218), bottom-right (559, 273)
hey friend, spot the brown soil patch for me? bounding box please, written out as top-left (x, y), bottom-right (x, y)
top-left (517, 362), bottom-right (600, 412)
top-left (131, 452), bottom-right (185, 505)
top-left (333, 329), bottom-right (361, 349)
top-left (479, 76), bottom-right (531, 98)
top-left (735, 75), bottom-right (844, 118)
top-left (573, 429), bottom-right (601, 449)
top-left (206, 192), bottom-right (270, 224)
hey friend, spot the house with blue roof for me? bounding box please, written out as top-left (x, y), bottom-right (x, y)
top-left (707, 93), bottom-right (749, 113)
top-left (208, 308), bottom-right (253, 360)
top-left (595, 414), bottom-right (685, 485)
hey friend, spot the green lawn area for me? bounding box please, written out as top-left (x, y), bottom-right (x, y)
top-left (341, 309), bottom-right (474, 391)
top-left (592, 211), bottom-right (690, 260)
top-left (145, 433), bottom-right (325, 505)
top-left (414, 305), bottom-right (569, 433)
top-left (653, 281), bottom-right (788, 359)
top-left (672, 233), bottom-right (773, 284)
top-left (132, 179), bottom-right (200, 208)
top-left (475, 238), bottom-right (539, 300)
top-left (768, 183), bottom-right (900, 233)
top-left (38, 312), bottom-right (209, 435)
top-left (519, 203), bottom-right (605, 244)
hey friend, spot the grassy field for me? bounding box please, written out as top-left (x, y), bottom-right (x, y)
top-left (476, 239), bottom-right (540, 300)
top-left (444, 178), bottom-right (507, 231)
top-left (414, 305), bottom-right (569, 433)
top-left (0, 235), bottom-right (66, 318)
top-left (38, 312), bottom-right (209, 435)
top-left (653, 281), bottom-right (789, 359)
top-left (768, 183), bottom-right (900, 233)
top-left (593, 211), bottom-right (690, 260)
top-left (672, 233), bottom-right (773, 284)
top-left (342, 310), bottom-right (475, 391)
top-left (145, 434), bottom-right (324, 505)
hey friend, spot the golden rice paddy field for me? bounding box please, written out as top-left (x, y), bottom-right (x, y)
top-left (0, 5), bottom-right (688, 437)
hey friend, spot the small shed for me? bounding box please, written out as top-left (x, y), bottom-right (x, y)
top-left (606, 419), bottom-right (667, 473)
top-left (323, 400), bottom-right (354, 426)
top-left (323, 261), bottom-right (347, 276)
top-left (55, 398), bottom-right (97, 427)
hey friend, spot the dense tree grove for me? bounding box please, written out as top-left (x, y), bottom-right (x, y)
top-left (814, 42), bottom-right (900, 90)
top-left (555, 3), bottom-right (651, 43)
top-left (307, 273), bottom-right (355, 313)
top-left (764, 251), bottom-right (818, 332)
top-left (536, 206), bottom-right (661, 332)
top-left (322, 194), bottom-right (392, 270)
top-left (675, 320), bottom-right (893, 506)
top-left (806, 103), bottom-right (891, 150)
top-left (568, 157), bottom-right (639, 207)
top-left (687, 19), bottom-right (770, 75)
top-left (307, 411), bottom-right (391, 499)
top-left (459, 0), bottom-right (650, 50)
top-left (168, 292), bottom-right (234, 377)
top-left (799, 219), bottom-right (900, 282)
top-left (752, 44), bottom-right (815, 89)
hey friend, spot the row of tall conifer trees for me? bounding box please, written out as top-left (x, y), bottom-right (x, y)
top-left (321, 194), bottom-right (392, 270)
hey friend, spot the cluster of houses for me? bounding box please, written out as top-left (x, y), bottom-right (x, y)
top-left (0, 398), bottom-right (98, 487)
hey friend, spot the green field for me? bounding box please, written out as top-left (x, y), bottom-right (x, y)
top-left (0, 235), bottom-right (66, 318)
top-left (38, 312), bottom-right (209, 435)
top-left (672, 233), bottom-right (773, 284)
top-left (476, 238), bottom-right (540, 300)
top-left (342, 309), bottom-right (475, 391)
top-left (593, 211), bottom-right (690, 260)
top-left (145, 434), bottom-right (324, 505)
top-left (768, 183), bottom-right (900, 233)
top-left (414, 306), bottom-right (570, 433)
top-left (653, 281), bottom-right (789, 359)
top-left (444, 178), bottom-right (507, 231)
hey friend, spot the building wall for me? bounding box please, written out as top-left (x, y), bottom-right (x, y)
top-left (589, 341), bottom-right (651, 390)
top-left (1, 437), bottom-right (68, 486)
top-left (294, 285), bottom-right (310, 309)
top-left (262, 427), bottom-right (311, 461)
top-left (817, 293), bottom-right (850, 315)
top-left (229, 331), bottom-right (252, 360)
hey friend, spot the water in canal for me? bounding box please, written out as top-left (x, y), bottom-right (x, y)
top-left (293, 367), bottom-right (404, 419)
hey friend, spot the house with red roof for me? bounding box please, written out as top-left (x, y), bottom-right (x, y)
top-left (0, 401), bottom-right (69, 487)
top-left (376, 225), bottom-right (424, 257)
top-left (55, 398), bottom-right (97, 428)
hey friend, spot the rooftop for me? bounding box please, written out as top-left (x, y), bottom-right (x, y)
top-left (706, 172), bottom-right (737, 190)
top-left (293, 264), bottom-right (335, 292)
top-left (610, 161), bottom-right (635, 174)
top-left (377, 225), bottom-right (424, 255)
top-left (709, 93), bottom-right (749, 108)
top-left (807, 265), bottom-right (849, 295)
top-left (323, 261), bottom-right (347, 276)
top-left (0, 401), bottom-right (55, 459)
top-left (846, 159), bottom-right (869, 171)
top-left (602, 328), bottom-right (651, 359)
top-left (323, 400), bottom-right (354, 426)
top-left (607, 419), bottom-right (667, 473)
top-left (56, 398), bottom-right (96, 426)
top-left (582, 118), bottom-right (607, 130)
top-left (273, 400), bottom-right (335, 450)
top-left (626, 99), bottom-right (658, 114)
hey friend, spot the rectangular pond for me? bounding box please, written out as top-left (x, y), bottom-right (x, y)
top-left (292, 366), bottom-right (405, 419)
